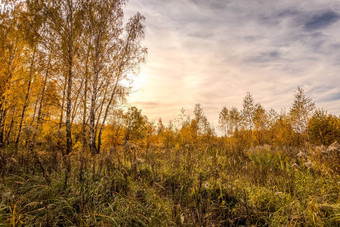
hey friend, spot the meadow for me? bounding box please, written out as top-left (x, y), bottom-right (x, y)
top-left (1, 140), bottom-right (339, 226)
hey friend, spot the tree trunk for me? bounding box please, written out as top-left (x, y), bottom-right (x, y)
top-left (97, 68), bottom-right (123, 153)
top-left (89, 39), bottom-right (102, 155)
top-left (16, 48), bottom-right (36, 147)
top-left (89, 72), bottom-right (98, 155)
top-left (5, 107), bottom-right (16, 145)
top-left (65, 53), bottom-right (73, 155)
top-left (32, 57), bottom-right (51, 146)
top-left (82, 73), bottom-right (88, 152)
top-left (81, 40), bottom-right (91, 152)
top-left (30, 90), bottom-right (40, 127)
top-left (58, 80), bottom-right (67, 131)
top-left (96, 31), bottom-right (132, 153)
top-left (94, 87), bottom-right (108, 140)
top-left (70, 78), bottom-right (84, 125)
top-left (0, 103), bottom-right (6, 146)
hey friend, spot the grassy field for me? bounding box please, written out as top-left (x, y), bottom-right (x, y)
top-left (0, 143), bottom-right (339, 226)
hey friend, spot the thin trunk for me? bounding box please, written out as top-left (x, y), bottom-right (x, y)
top-left (97, 37), bottom-right (132, 153)
top-left (97, 30), bottom-right (133, 153)
top-left (16, 48), bottom-right (36, 147)
top-left (5, 107), bottom-right (16, 145)
top-left (58, 79), bottom-right (67, 130)
top-left (89, 42), bottom-right (101, 154)
top-left (65, 0), bottom-right (75, 155)
top-left (89, 72), bottom-right (99, 154)
top-left (82, 39), bottom-right (91, 152)
top-left (0, 103), bottom-right (6, 146)
top-left (65, 52), bottom-right (73, 155)
top-left (0, 42), bottom-right (16, 144)
top-left (82, 74), bottom-right (88, 151)
top-left (89, 23), bottom-right (105, 155)
top-left (250, 127), bottom-right (253, 148)
top-left (70, 78), bottom-right (84, 124)
top-left (79, 75), bottom-right (88, 183)
top-left (30, 90), bottom-right (41, 127)
top-left (94, 87), bottom-right (108, 138)
top-left (32, 57), bottom-right (51, 145)
top-left (97, 69), bottom-right (123, 153)
top-left (0, 105), bottom-right (3, 146)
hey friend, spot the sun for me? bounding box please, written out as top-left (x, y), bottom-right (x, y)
top-left (131, 73), bottom-right (146, 90)
top-left (121, 72), bottom-right (146, 91)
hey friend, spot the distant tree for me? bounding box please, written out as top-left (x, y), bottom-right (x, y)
top-left (229, 107), bottom-right (241, 136)
top-left (272, 114), bottom-right (296, 148)
top-left (162, 121), bottom-right (175, 149)
top-left (103, 109), bottom-right (125, 148)
top-left (267, 108), bottom-right (278, 127)
top-left (201, 116), bottom-right (214, 143)
top-left (191, 104), bottom-right (213, 145)
top-left (123, 106), bottom-right (146, 144)
top-left (218, 106), bottom-right (240, 137)
top-left (176, 108), bottom-right (193, 146)
top-left (194, 103), bottom-right (205, 136)
top-left (290, 87), bottom-right (315, 134)
top-left (253, 103), bottom-right (267, 145)
top-left (308, 109), bottom-right (340, 145)
top-left (242, 92), bottom-right (255, 146)
top-left (157, 118), bottom-right (165, 135)
top-left (253, 104), bottom-right (266, 130)
top-left (177, 108), bottom-right (189, 128)
top-left (266, 108), bottom-right (279, 145)
top-left (219, 106), bottom-right (229, 137)
top-left (144, 121), bottom-right (155, 150)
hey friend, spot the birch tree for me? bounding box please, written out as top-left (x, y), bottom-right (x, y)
top-left (30, 0), bottom-right (85, 154)
top-left (242, 92), bottom-right (255, 146)
top-left (82, 0), bottom-right (146, 154)
top-left (290, 87), bottom-right (315, 134)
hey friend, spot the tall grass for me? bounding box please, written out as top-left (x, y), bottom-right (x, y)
top-left (0, 144), bottom-right (339, 226)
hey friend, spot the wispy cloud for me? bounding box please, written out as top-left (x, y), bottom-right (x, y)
top-left (125, 0), bottom-right (340, 123)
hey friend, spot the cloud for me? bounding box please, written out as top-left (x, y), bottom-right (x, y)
top-left (304, 11), bottom-right (340, 30)
top-left (319, 92), bottom-right (340, 102)
top-left (246, 51), bottom-right (281, 63)
top-left (125, 0), bottom-right (340, 123)
top-left (132, 102), bottom-right (161, 109)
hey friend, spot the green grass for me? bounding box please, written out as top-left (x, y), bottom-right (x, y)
top-left (0, 145), bottom-right (339, 226)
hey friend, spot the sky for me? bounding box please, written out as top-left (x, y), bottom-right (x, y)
top-left (124, 0), bottom-right (340, 124)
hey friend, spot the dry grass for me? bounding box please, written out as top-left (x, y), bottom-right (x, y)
top-left (0, 143), bottom-right (339, 226)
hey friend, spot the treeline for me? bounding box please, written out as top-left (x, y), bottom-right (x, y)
top-left (0, 0), bottom-right (146, 154)
top-left (103, 88), bottom-right (340, 152)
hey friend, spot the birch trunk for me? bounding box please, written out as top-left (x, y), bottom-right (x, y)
top-left (16, 48), bottom-right (36, 147)
top-left (32, 57), bottom-right (51, 146)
